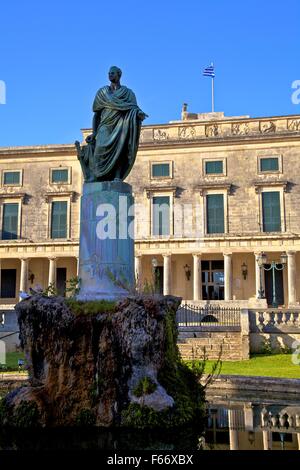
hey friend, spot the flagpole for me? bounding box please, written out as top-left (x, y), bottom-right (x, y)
top-left (212, 76), bottom-right (214, 112)
top-left (211, 62), bottom-right (215, 112)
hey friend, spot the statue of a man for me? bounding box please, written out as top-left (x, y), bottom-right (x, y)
top-left (76, 66), bottom-right (147, 182)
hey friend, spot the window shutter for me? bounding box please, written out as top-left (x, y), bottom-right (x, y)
top-left (207, 194), bottom-right (224, 234)
top-left (2, 203), bottom-right (19, 240)
top-left (260, 158), bottom-right (279, 172)
top-left (52, 169), bottom-right (69, 183)
top-left (4, 172), bottom-right (20, 185)
top-left (262, 192), bottom-right (281, 232)
top-left (51, 201), bottom-right (68, 238)
top-left (205, 161), bottom-right (223, 174)
top-left (152, 164), bottom-right (170, 178)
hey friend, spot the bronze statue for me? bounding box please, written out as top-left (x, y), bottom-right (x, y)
top-left (75, 66), bottom-right (147, 182)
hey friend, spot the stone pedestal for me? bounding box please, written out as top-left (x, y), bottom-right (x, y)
top-left (77, 180), bottom-right (134, 300)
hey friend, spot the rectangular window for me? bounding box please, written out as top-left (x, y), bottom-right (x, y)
top-left (0, 269), bottom-right (17, 298)
top-left (3, 171), bottom-right (20, 185)
top-left (205, 160), bottom-right (223, 175)
top-left (260, 158), bottom-right (279, 172)
top-left (2, 203), bottom-right (19, 240)
top-left (51, 201), bottom-right (68, 239)
top-left (151, 163), bottom-right (170, 178)
top-left (262, 191), bottom-right (281, 232)
top-left (51, 169), bottom-right (69, 183)
top-left (152, 196), bottom-right (170, 236)
top-left (206, 194), bottom-right (224, 234)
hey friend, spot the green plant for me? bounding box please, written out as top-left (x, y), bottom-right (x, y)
top-left (142, 279), bottom-right (156, 295)
top-left (43, 283), bottom-right (58, 297)
top-left (65, 276), bottom-right (81, 297)
top-left (133, 377), bottom-right (157, 398)
top-left (261, 336), bottom-right (273, 355)
top-left (75, 408), bottom-right (96, 427)
top-left (12, 401), bottom-right (40, 428)
top-left (279, 344), bottom-right (292, 354)
top-left (66, 298), bottom-right (116, 316)
top-left (187, 345), bottom-right (223, 390)
top-left (105, 267), bottom-right (137, 294)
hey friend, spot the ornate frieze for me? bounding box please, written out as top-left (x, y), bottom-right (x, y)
top-left (153, 129), bottom-right (169, 141)
top-left (205, 124), bottom-right (219, 137)
top-left (232, 122), bottom-right (250, 136)
top-left (259, 121), bottom-right (276, 134)
top-left (178, 126), bottom-right (196, 139)
top-left (288, 119), bottom-right (300, 131)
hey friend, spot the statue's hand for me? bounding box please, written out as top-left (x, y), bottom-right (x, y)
top-left (86, 134), bottom-right (96, 144)
top-left (138, 111), bottom-right (148, 121)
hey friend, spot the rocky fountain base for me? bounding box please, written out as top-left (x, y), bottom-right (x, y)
top-left (0, 294), bottom-right (204, 428)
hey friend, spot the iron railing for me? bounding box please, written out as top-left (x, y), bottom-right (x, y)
top-left (176, 303), bottom-right (241, 328)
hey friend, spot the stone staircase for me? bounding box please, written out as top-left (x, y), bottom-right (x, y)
top-left (177, 330), bottom-right (243, 361)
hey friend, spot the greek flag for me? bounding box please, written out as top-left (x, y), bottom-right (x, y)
top-left (203, 64), bottom-right (215, 78)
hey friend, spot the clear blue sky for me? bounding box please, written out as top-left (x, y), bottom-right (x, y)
top-left (0, 0), bottom-right (299, 146)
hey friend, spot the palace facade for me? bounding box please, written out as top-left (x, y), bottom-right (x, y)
top-left (1, 110), bottom-right (300, 319)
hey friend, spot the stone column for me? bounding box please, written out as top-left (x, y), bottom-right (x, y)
top-left (135, 255), bottom-right (142, 290)
top-left (48, 257), bottom-right (57, 288)
top-left (262, 430), bottom-right (272, 450)
top-left (193, 253), bottom-right (202, 301)
top-left (163, 254), bottom-right (172, 296)
top-left (287, 251), bottom-right (297, 306)
top-left (20, 258), bottom-right (29, 298)
top-left (224, 253), bottom-right (233, 301)
top-left (254, 252), bottom-right (265, 299)
top-left (76, 257), bottom-right (80, 277)
top-left (228, 409), bottom-right (239, 450)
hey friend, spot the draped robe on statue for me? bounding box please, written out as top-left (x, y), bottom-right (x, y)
top-left (92, 85), bottom-right (142, 181)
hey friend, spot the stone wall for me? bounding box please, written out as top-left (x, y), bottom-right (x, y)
top-left (178, 330), bottom-right (243, 361)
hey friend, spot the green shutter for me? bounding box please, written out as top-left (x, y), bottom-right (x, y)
top-left (260, 158), bottom-right (279, 172)
top-left (51, 169), bottom-right (69, 183)
top-left (51, 201), bottom-right (68, 238)
top-left (152, 196), bottom-right (170, 236)
top-left (4, 172), bottom-right (20, 185)
top-left (262, 192), bottom-right (281, 232)
top-left (205, 161), bottom-right (223, 174)
top-left (152, 164), bottom-right (170, 178)
top-left (207, 194), bottom-right (224, 234)
top-left (2, 203), bottom-right (19, 240)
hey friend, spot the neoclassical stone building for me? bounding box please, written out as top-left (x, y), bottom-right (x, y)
top-left (1, 110), bottom-right (300, 318)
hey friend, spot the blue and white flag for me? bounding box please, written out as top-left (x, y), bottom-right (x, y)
top-left (203, 64), bottom-right (215, 78)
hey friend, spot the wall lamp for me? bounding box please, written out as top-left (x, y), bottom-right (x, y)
top-left (28, 271), bottom-right (35, 284)
top-left (183, 264), bottom-right (191, 281)
top-left (241, 262), bottom-right (248, 280)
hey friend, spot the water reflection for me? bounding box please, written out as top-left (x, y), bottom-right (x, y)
top-left (0, 393), bottom-right (299, 451)
top-left (204, 394), bottom-right (300, 450)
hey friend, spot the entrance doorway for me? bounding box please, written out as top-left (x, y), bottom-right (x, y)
top-left (154, 266), bottom-right (163, 294)
top-left (56, 268), bottom-right (67, 297)
top-left (264, 264), bottom-right (284, 306)
top-left (0, 269), bottom-right (17, 298)
top-left (202, 260), bottom-right (224, 300)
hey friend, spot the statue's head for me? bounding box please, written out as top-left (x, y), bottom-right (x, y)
top-left (108, 66), bottom-right (122, 82)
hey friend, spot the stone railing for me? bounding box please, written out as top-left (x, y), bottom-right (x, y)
top-left (139, 116), bottom-right (300, 145)
top-left (260, 408), bottom-right (300, 431)
top-left (249, 308), bottom-right (300, 332)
